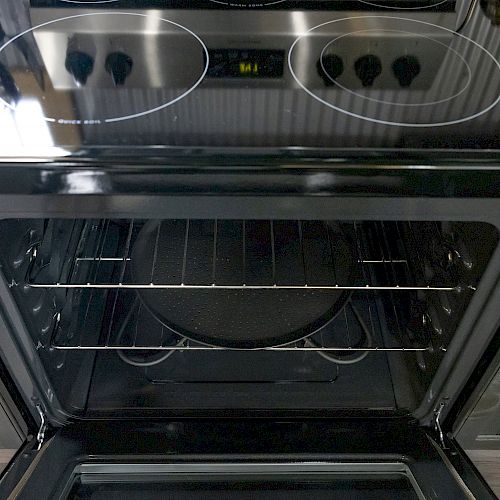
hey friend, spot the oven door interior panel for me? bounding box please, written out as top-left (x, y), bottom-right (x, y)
top-left (1, 420), bottom-right (495, 500)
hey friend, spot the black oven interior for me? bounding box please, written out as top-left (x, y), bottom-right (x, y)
top-left (0, 218), bottom-right (497, 419)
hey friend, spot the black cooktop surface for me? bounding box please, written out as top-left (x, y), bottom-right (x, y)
top-left (0, 0), bottom-right (498, 160)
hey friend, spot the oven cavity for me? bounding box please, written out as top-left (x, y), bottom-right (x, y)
top-left (0, 218), bottom-right (496, 417)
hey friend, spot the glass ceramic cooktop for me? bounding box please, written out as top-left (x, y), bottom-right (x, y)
top-left (0, 0), bottom-right (498, 159)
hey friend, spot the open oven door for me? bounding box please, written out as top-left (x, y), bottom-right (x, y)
top-left (0, 416), bottom-right (496, 500)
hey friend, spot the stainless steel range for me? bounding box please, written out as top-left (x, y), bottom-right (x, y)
top-left (0, 0), bottom-right (499, 498)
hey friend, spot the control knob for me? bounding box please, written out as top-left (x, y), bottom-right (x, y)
top-left (354, 54), bottom-right (382, 87)
top-left (392, 55), bottom-right (421, 87)
top-left (105, 52), bottom-right (133, 86)
top-left (65, 50), bottom-right (94, 86)
top-left (317, 54), bottom-right (344, 86)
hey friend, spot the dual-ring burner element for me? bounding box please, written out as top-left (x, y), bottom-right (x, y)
top-left (288, 16), bottom-right (500, 127)
top-left (0, 12), bottom-right (208, 125)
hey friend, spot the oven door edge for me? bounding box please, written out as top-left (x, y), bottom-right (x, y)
top-left (0, 419), bottom-right (495, 500)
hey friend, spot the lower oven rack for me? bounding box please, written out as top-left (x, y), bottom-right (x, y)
top-left (26, 219), bottom-right (463, 292)
top-left (49, 290), bottom-right (438, 353)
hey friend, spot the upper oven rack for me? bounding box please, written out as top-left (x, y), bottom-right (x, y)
top-left (26, 219), bottom-right (461, 292)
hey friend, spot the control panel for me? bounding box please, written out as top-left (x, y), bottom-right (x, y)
top-left (30, 8), bottom-right (456, 92)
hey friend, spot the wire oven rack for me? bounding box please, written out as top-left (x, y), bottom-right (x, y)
top-left (28, 219), bottom-right (455, 353)
top-left (50, 287), bottom-right (433, 353)
top-left (26, 219), bottom-right (460, 292)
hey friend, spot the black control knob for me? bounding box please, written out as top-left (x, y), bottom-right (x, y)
top-left (354, 54), bottom-right (382, 87)
top-left (317, 54), bottom-right (344, 86)
top-left (392, 55), bottom-right (421, 87)
top-left (105, 52), bottom-right (133, 86)
top-left (0, 62), bottom-right (20, 104)
top-left (481, 0), bottom-right (500, 25)
top-left (65, 51), bottom-right (94, 86)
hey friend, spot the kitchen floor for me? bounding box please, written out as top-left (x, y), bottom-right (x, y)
top-left (0, 394), bottom-right (24, 476)
top-left (466, 450), bottom-right (500, 497)
top-left (458, 366), bottom-right (500, 498)
top-left (0, 449), bottom-right (16, 474)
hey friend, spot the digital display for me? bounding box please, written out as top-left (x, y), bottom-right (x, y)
top-left (207, 49), bottom-right (284, 79)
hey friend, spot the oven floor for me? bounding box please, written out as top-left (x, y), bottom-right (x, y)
top-left (87, 349), bottom-right (396, 413)
top-left (86, 295), bottom-right (397, 414)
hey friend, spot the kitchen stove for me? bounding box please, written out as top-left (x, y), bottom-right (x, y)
top-left (0, 3), bottom-right (500, 499)
top-left (0, 0), bottom-right (497, 157)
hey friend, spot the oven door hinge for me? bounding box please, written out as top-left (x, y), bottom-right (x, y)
top-left (433, 400), bottom-right (449, 449)
top-left (35, 404), bottom-right (48, 451)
